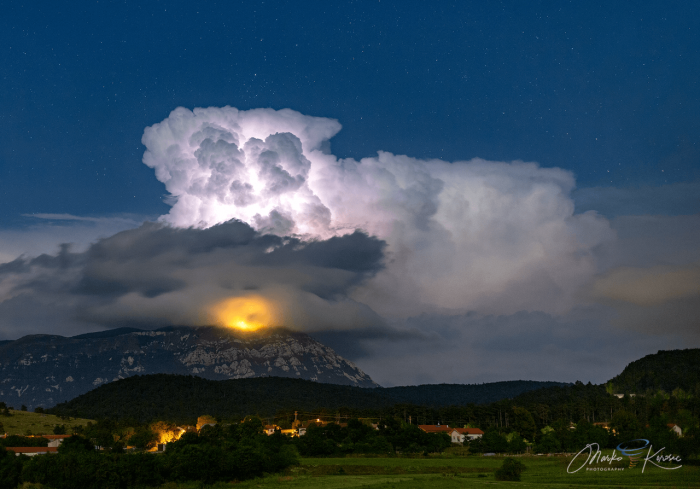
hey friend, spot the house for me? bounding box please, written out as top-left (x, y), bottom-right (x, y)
top-left (43, 434), bottom-right (71, 448)
top-left (4, 447), bottom-right (58, 457)
top-left (264, 425), bottom-right (280, 435)
top-left (418, 425), bottom-right (484, 444)
top-left (450, 428), bottom-right (484, 444)
top-left (296, 419), bottom-right (325, 435)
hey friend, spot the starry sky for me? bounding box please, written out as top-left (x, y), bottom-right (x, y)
top-left (1, 1), bottom-right (699, 386)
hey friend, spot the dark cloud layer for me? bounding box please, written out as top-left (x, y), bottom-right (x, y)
top-left (0, 220), bottom-right (386, 339)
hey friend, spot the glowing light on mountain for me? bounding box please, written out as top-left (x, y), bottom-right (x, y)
top-left (209, 295), bottom-right (278, 331)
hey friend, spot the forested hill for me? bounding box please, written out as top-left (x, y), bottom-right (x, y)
top-left (48, 374), bottom-right (568, 422)
top-left (381, 381), bottom-right (568, 406)
top-left (607, 348), bottom-right (700, 394)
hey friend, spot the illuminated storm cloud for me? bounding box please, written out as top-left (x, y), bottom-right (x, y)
top-left (143, 107), bottom-right (613, 317)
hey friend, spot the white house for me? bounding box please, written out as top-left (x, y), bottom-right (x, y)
top-left (418, 425), bottom-right (484, 445)
top-left (449, 428), bottom-right (484, 444)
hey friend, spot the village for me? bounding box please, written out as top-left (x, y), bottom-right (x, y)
top-left (0, 408), bottom-right (486, 457)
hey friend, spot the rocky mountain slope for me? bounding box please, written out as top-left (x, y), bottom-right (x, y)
top-left (0, 326), bottom-right (377, 410)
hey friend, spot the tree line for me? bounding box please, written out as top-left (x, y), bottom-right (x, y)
top-left (0, 417), bottom-right (298, 489)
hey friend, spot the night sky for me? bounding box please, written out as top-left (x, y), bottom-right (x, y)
top-left (1, 1), bottom-right (699, 386)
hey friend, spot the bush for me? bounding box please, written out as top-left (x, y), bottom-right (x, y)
top-left (533, 432), bottom-right (561, 454)
top-left (0, 446), bottom-right (23, 488)
top-left (0, 435), bottom-right (48, 448)
top-left (507, 434), bottom-right (527, 453)
top-left (494, 457), bottom-right (526, 481)
top-left (480, 430), bottom-right (508, 453)
top-left (57, 435), bottom-right (95, 453)
top-left (127, 427), bottom-right (157, 450)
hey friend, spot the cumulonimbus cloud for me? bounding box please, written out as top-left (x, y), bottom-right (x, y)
top-left (143, 106), bottom-right (614, 316)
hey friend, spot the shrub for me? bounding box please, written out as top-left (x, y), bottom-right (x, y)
top-left (0, 435), bottom-right (48, 448)
top-left (533, 432), bottom-right (561, 454)
top-left (57, 435), bottom-right (95, 453)
top-left (494, 457), bottom-right (526, 481)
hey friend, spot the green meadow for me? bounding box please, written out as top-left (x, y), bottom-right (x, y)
top-left (1, 409), bottom-right (93, 436)
top-left (10, 452), bottom-right (700, 488)
top-left (138, 454), bottom-right (700, 489)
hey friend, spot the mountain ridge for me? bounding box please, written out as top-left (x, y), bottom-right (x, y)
top-left (0, 325), bottom-right (377, 410)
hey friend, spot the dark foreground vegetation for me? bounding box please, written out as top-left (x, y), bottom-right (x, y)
top-left (0, 417), bottom-right (456, 488)
top-left (0, 417), bottom-right (298, 489)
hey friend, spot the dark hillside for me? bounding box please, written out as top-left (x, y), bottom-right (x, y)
top-left (511, 381), bottom-right (613, 424)
top-left (49, 375), bottom-right (390, 422)
top-left (382, 381), bottom-right (569, 406)
top-left (607, 349), bottom-right (700, 394)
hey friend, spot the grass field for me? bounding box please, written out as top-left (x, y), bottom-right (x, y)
top-left (0, 409), bottom-right (93, 436)
top-left (12, 456), bottom-right (700, 489)
top-left (143, 453), bottom-right (700, 489)
top-left (9, 449), bottom-right (700, 488)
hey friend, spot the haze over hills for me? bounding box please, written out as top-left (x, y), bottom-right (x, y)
top-left (0, 325), bottom-right (377, 410)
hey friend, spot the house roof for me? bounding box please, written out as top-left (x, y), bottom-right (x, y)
top-left (418, 425), bottom-right (452, 433)
top-left (453, 428), bottom-right (484, 435)
top-left (418, 425), bottom-right (484, 435)
top-left (4, 447), bottom-right (58, 454)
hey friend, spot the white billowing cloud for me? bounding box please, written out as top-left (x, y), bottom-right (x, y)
top-left (142, 107), bottom-right (341, 237)
top-left (143, 106), bottom-right (614, 316)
